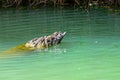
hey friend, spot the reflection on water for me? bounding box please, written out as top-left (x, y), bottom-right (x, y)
top-left (0, 8), bottom-right (120, 80)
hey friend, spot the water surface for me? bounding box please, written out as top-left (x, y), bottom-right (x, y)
top-left (0, 8), bottom-right (120, 80)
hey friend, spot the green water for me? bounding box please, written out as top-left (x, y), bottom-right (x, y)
top-left (0, 8), bottom-right (120, 80)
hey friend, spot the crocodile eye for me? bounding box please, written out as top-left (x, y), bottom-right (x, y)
top-left (47, 40), bottom-right (50, 42)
